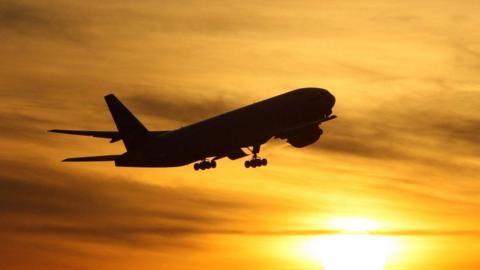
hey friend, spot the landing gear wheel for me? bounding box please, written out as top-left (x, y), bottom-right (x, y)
top-left (245, 144), bottom-right (268, 169)
top-left (244, 157), bottom-right (268, 169)
top-left (205, 161), bottom-right (212, 169)
top-left (194, 159), bottom-right (218, 171)
top-left (261, 158), bottom-right (267, 166)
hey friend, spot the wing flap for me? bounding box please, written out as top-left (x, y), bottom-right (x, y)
top-left (63, 155), bottom-right (121, 162)
top-left (227, 148), bottom-right (248, 160)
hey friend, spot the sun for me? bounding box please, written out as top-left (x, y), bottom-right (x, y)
top-left (301, 218), bottom-right (397, 270)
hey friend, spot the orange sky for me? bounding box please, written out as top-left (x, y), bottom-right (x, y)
top-left (1, 0), bottom-right (480, 269)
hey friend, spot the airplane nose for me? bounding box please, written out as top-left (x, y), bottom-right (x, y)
top-left (327, 92), bottom-right (336, 108)
top-left (319, 89), bottom-right (335, 109)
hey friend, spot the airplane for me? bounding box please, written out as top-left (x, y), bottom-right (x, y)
top-left (49, 87), bottom-right (336, 170)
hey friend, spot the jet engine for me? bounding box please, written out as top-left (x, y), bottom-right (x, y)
top-left (279, 124), bottom-right (323, 148)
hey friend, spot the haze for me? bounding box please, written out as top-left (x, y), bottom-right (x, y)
top-left (1, 1), bottom-right (480, 269)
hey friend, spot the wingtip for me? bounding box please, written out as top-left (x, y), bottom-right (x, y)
top-left (62, 157), bottom-right (82, 162)
top-left (104, 93), bottom-right (116, 99)
top-left (61, 155), bottom-right (120, 162)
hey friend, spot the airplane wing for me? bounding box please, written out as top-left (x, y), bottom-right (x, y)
top-left (212, 148), bottom-right (248, 161)
top-left (49, 129), bottom-right (121, 141)
top-left (49, 129), bottom-right (169, 143)
top-left (226, 148), bottom-right (248, 160)
top-left (63, 155), bottom-right (121, 162)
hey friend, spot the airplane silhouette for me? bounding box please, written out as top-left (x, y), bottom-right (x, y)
top-left (50, 88), bottom-right (336, 170)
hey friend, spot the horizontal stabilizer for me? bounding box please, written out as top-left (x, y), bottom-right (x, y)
top-left (49, 129), bottom-right (121, 142)
top-left (63, 155), bottom-right (121, 162)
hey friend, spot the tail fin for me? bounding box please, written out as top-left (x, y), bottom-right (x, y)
top-left (104, 94), bottom-right (149, 150)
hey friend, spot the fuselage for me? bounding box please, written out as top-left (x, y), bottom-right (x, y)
top-left (115, 88), bottom-right (335, 167)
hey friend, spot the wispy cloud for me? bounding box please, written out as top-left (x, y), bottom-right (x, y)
top-left (0, 0), bottom-right (89, 42)
top-left (1, 0), bottom-right (480, 269)
top-left (0, 112), bottom-right (56, 142)
top-left (318, 89), bottom-right (480, 167)
top-left (125, 91), bottom-right (239, 124)
top-left (0, 159), bottom-right (244, 248)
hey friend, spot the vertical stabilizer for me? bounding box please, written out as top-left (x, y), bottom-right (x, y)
top-left (104, 94), bottom-right (149, 150)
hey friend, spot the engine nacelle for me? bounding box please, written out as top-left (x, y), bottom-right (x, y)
top-left (286, 125), bottom-right (323, 148)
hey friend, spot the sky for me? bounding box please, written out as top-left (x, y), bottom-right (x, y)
top-left (1, 0), bottom-right (480, 269)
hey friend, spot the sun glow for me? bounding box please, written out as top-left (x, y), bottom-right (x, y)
top-left (301, 218), bottom-right (398, 270)
top-left (328, 217), bottom-right (379, 233)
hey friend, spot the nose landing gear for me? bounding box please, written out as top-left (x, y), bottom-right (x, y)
top-left (193, 159), bottom-right (217, 171)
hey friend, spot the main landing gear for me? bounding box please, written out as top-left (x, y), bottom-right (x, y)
top-left (244, 144), bottom-right (268, 168)
top-left (244, 157), bottom-right (267, 168)
top-left (194, 160), bottom-right (216, 171)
